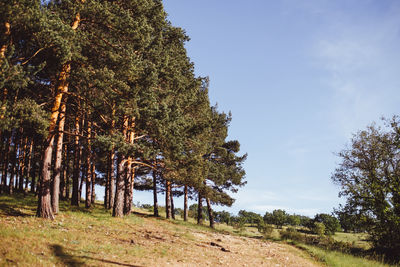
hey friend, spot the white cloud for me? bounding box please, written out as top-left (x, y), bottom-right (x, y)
top-left (311, 2), bottom-right (400, 138)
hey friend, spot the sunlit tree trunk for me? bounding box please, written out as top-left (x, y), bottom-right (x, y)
top-left (37, 65), bottom-right (68, 218)
top-left (123, 119), bottom-right (135, 215)
top-left (52, 96), bottom-right (67, 213)
top-left (114, 117), bottom-right (128, 217)
top-left (113, 155), bottom-right (125, 217)
top-left (38, 6), bottom-right (83, 218)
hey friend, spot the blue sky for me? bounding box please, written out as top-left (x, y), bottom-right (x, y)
top-left (127, 0), bottom-right (400, 217)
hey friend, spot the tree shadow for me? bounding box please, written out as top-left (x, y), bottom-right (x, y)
top-left (0, 203), bottom-right (30, 217)
top-left (50, 244), bottom-right (85, 267)
top-left (50, 244), bottom-right (142, 267)
top-left (132, 211), bottom-right (156, 218)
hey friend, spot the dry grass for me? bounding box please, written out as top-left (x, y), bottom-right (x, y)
top-left (0, 193), bottom-right (318, 266)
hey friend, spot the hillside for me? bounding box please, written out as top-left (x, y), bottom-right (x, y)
top-left (0, 194), bottom-right (318, 266)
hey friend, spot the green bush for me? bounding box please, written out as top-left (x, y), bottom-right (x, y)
top-left (280, 227), bottom-right (304, 241)
top-left (313, 222), bottom-right (326, 236)
top-left (257, 222), bottom-right (274, 238)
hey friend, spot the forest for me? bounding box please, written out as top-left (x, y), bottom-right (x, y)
top-left (0, 0), bottom-right (246, 225)
top-left (1, 1), bottom-right (400, 266)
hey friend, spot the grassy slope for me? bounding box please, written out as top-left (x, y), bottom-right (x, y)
top-left (0, 194), bottom-right (315, 266)
top-left (0, 194), bottom-right (396, 267)
top-left (298, 244), bottom-right (391, 267)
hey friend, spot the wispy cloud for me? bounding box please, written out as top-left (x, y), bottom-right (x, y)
top-left (310, 1), bottom-right (400, 137)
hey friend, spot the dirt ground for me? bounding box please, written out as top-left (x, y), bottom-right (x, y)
top-left (0, 196), bottom-right (320, 267)
top-left (127, 216), bottom-right (320, 267)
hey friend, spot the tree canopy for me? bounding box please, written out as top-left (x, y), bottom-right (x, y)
top-left (0, 0), bottom-right (246, 225)
top-left (332, 117), bottom-right (400, 260)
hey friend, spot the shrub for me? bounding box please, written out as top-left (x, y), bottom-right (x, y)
top-left (257, 222), bottom-right (274, 238)
top-left (313, 222), bottom-right (326, 236)
top-left (280, 227), bottom-right (304, 241)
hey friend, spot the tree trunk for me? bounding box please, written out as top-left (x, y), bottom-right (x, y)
top-left (206, 197), bottom-right (215, 229)
top-left (1, 133), bottom-right (11, 193)
top-left (52, 95), bottom-right (67, 213)
top-left (123, 163), bottom-right (131, 215)
top-left (184, 185), bottom-right (188, 221)
top-left (25, 140), bottom-right (33, 191)
top-left (71, 115), bottom-right (80, 206)
top-left (37, 50), bottom-right (73, 218)
top-left (64, 144), bottom-right (71, 199)
top-left (78, 117), bottom-right (85, 203)
top-left (197, 193), bottom-right (203, 225)
top-left (153, 170), bottom-right (159, 217)
top-left (113, 155), bottom-right (125, 217)
top-left (60, 142), bottom-right (68, 199)
top-left (108, 149), bottom-right (115, 209)
top-left (85, 119), bottom-right (92, 208)
top-left (165, 180), bottom-right (171, 219)
top-left (30, 144), bottom-right (38, 193)
top-left (18, 137), bottom-right (27, 191)
top-left (9, 132), bottom-right (19, 195)
top-left (104, 153), bottom-right (109, 208)
top-left (91, 161), bottom-right (95, 205)
top-left (170, 189), bottom-right (175, 220)
top-left (123, 120), bottom-right (135, 215)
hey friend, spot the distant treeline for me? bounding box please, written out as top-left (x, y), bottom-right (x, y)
top-left (0, 0), bottom-right (246, 227)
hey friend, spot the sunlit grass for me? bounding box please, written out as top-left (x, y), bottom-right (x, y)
top-left (298, 244), bottom-right (392, 267)
top-left (333, 232), bottom-right (371, 250)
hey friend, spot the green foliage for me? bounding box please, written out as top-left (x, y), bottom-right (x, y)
top-left (257, 221), bottom-right (274, 238)
top-left (313, 222), bottom-right (326, 237)
top-left (214, 210), bottom-right (231, 225)
top-left (280, 227), bottom-right (303, 241)
top-left (314, 213), bottom-right (341, 235)
top-left (238, 210), bottom-right (262, 226)
top-left (287, 214), bottom-right (301, 226)
top-left (188, 204), bottom-right (208, 221)
top-left (0, 0), bottom-right (247, 226)
top-left (332, 117), bottom-right (400, 261)
top-left (264, 209), bottom-right (288, 228)
top-left (230, 216), bottom-right (246, 233)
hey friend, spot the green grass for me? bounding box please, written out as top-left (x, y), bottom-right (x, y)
top-left (333, 232), bottom-right (371, 250)
top-left (297, 243), bottom-right (393, 267)
top-left (1, 194), bottom-right (397, 267)
top-left (0, 193), bottom-right (150, 266)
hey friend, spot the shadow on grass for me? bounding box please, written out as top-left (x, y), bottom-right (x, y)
top-left (50, 244), bottom-right (142, 267)
top-left (0, 203), bottom-right (31, 217)
top-left (51, 244), bottom-right (85, 267)
top-left (132, 211), bottom-right (156, 218)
